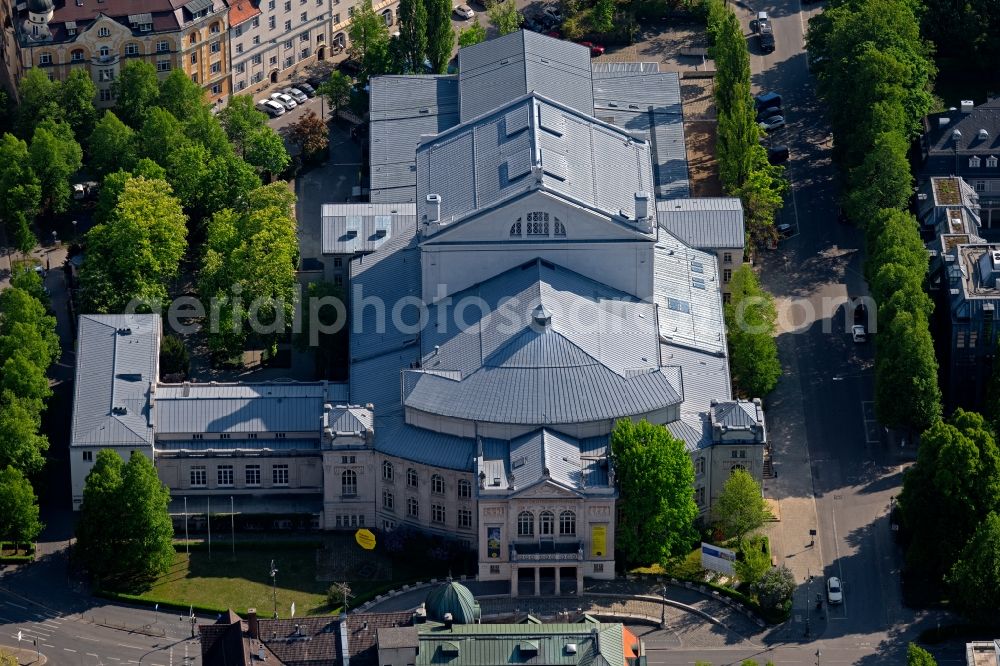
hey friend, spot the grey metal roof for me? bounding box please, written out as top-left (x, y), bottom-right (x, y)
top-left (591, 61), bottom-right (661, 77)
top-left (321, 202), bottom-right (416, 255)
top-left (478, 429), bottom-right (610, 492)
top-left (155, 438), bottom-right (321, 451)
top-left (656, 197), bottom-right (745, 249)
top-left (154, 382), bottom-right (329, 434)
top-left (654, 232), bottom-right (728, 356)
top-left (401, 259), bottom-right (680, 425)
top-left (71, 314), bottom-right (159, 447)
top-left (415, 94), bottom-right (655, 230)
top-left (665, 412), bottom-right (713, 452)
top-left (183, 0), bottom-right (212, 12)
top-left (593, 71), bottom-right (688, 200)
top-left (662, 343), bottom-right (732, 415)
top-left (326, 405), bottom-right (373, 434)
top-left (128, 12), bottom-right (152, 23)
top-left (369, 75), bottom-right (459, 203)
top-left (458, 30), bottom-right (595, 122)
top-left (712, 400), bottom-right (759, 429)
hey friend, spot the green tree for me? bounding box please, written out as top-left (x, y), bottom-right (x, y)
top-left (183, 106), bottom-right (233, 158)
top-left (60, 68), bottom-right (98, 142)
top-left (199, 153), bottom-right (262, 215)
top-left (487, 0), bottom-right (523, 35)
top-left (88, 112), bottom-right (138, 178)
top-left (899, 410), bottom-right (999, 579)
top-left (844, 132), bottom-right (913, 224)
top-left (317, 71), bottom-right (353, 117)
top-left (735, 542), bottom-right (771, 585)
top-left (134, 157), bottom-right (168, 181)
top-left (397, 0), bottom-right (428, 70)
top-left (29, 120), bottom-right (83, 214)
top-left (157, 68), bottom-right (207, 120)
top-left (348, 0), bottom-right (392, 86)
top-left (81, 177), bottom-right (188, 313)
top-left (15, 69), bottom-right (62, 139)
top-left (112, 61), bottom-right (161, 128)
top-left (219, 95), bottom-right (269, 150)
top-left (713, 469), bottom-right (770, 543)
top-left (425, 0), bottom-right (455, 73)
top-left (0, 466), bottom-right (43, 554)
top-left (76, 450), bottom-right (174, 589)
top-left (947, 512), bottom-right (1000, 617)
top-left (873, 310), bottom-right (941, 432)
top-left (458, 17), bottom-right (487, 47)
top-left (591, 0), bottom-right (615, 34)
top-left (288, 110), bottom-right (329, 161)
top-left (0, 133), bottom-right (41, 255)
top-left (0, 393), bottom-right (48, 475)
top-left (295, 280), bottom-right (347, 378)
top-left (751, 565), bottom-right (795, 616)
top-left (244, 127), bottom-right (290, 176)
top-left (906, 643), bottom-right (938, 666)
top-left (159, 335), bottom-right (190, 379)
top-left (1, 353), bottom-right (51, 402)
top-left (610, 419), bottom-right (697, 567)
top-left (0, 287), bottom-right (60, 369)
top-left (725, 265), bottom-right (781, 397)
top-left (138, 107), bottom-right (191, 167)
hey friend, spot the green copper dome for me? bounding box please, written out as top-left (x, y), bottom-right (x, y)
top-left (425, 581), bottom-right (481, 624)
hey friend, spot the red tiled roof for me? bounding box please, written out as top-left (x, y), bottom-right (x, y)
top-left (345, 612), bottom-right (414, 666)
top-left (47, 0), bottom-right (176, 23)
top-left (225, 0), bottom-right (259, 27)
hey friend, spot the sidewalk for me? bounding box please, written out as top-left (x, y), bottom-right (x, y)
top-left (0, 643), bottom-right (48, 665)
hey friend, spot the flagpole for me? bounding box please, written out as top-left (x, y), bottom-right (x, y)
top-left (231, 495), bottom-right (235, 557)
top-left (207, 496), bottom-right (212, 560)
top-left (184, 496), bottom-right (190, 556)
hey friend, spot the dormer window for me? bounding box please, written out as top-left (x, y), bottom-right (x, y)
top-left (969, 156), bottom-right (981, 168)
top-left (98, 26), bottom-right (110, 36)
top-left (988, 156), bottom-right (998, 168)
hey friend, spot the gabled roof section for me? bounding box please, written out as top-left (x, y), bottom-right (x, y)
top-left (654, 232), bottom-right (727, 356)
top-left (154, 382), bottom-right (329, 434)
top-left (656, 197), bottom-right (745, 249)
top-left (321, 202), bottom-right (416, 255)
top-left (415, 94), bottom-right (655, 233)
top-left (458, 30), bottom-right (595, 122)
top-left (712, 400), bottom-right (760, 429)
top-left (369, 75), bottom-right (460, 203)
top-left (71, 314), bottom-right (159, 447)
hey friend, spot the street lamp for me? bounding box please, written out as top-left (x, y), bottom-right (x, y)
top-left (659, 585), bottom-right (667, 629)
top-left (52, 230), bottom-right (58, 245)
top-left (72, 219), bottom-right (78, 243)
top-left (270, 559), bottom-right (279, 619)
top-left (805, 571), bottom-right (812, 637)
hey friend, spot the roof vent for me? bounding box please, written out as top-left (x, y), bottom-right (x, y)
top-left (375, 228), bottom-right (387, 237)
top-left (565, 643), bottom-right (578, 655)
top-left (426, 193), bottom-right (441, 224)
top-left (531, 304), bottom-right (552, 330)
top-left (938, 117), bottom-right (950, 128)
top-left (979, 129), bottom-right (989, 141)
top-left (961, 99), bottom-right (975, 113)
top-left (952, 129), bottom-right (962, 142)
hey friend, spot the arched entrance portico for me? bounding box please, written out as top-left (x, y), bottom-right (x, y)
top-left (269, 69), bottom-right (278, 83)
top-left (381, 8), bottom-right (393, 26)
top-left (317, 45), bottom-right (326, 60)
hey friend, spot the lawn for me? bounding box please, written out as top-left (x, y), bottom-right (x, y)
top-left (135, 547), bottom-right (336, 617)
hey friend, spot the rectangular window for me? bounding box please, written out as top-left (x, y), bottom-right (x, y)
top-left (695, 486), bottom-right (705, 506)
top-left (235, 25), bottom-right (243, 36)
top-left (252, 54), bottom-right (262, 64)
top-left (217, 465), bottom-right (234, 487)
top-left (333, 12), bottom-right (339, 22)
top-left (82, 450), bottom-right (93, 462)
top-left (237, 80), bottom-right (246, 90)
top-left (341, 455), bottom-right (356, 464)
top-left (333, 257), bottom-right (343, 267)
top-left (268, 0), bottom-right (275, 8)
top-left (284, 56), bottom-right (293, 68)
top-left (593, 563), bottom-right (604, 573)
top-left (269, 55), bottom-right (278, 65)
top-left (219, 433), bottom-right (230, 440)
top-left (432, 505), bottom-right (445, 524)
top-left (210, 41), bottom-right (220, 53)
top-left (157, 41), bottom-right (169, 52)
top-left (236, 43), bottom-right (243, 54)
top-left (39, 53), bottom-right (51, 65)
top-left (273, 464), bottom-right (289, 486)
top-left (190, 53), bottom-right (198, 64)
top-left (251, 16), bottom-right (260, 27)
top-left (99, 88), bottom-right (113, 101)
top-left (210, 62), bottom-right (221, 74)
top-left (723, 268), bottom-right (732, 283)
top-left (300, 11), bottom-right (307, 21)
top-left (284, 0), bottom-right (291, 9)
top-left (300, 48), bottom-right (309, 59)
top-left (975, 181), bottom-right (986, 193)
top-left (458, 508), bottom-right (472, 529)
top-left (382, 490), bottom-right (394, 511)
top-left (299, 31), bottom-right (309, 41)
top-left (723, 252), bottom-right (733, 263)
top-left (269, 15), bottom-right (276, 28)
top-left (284, 23), bottom-right (291, 34)
top-left (190, 466), bottom-right (207, 487)
top-left (99, 69), bottom-right (114, 82)
top-left (348, 6), bottom-right (354, 15)
top-left (252, 35), bottom-right (260, 44)
top-left (211, 83), bottom-right (221, 94)
top-left (124, 43), bottom-right (138, 55)
top-left (246, 465), bottom-right (261, 486)
top-left (490, 564), bottom-right (500, 574)
top-left (71, 50), bottom-right (84, 61)
top-left (252, 72), bottom-right (263, 83)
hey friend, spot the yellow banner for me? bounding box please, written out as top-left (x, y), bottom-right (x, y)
top-left (591, 524), bottom-right (607, 559)
top-left (355, 528), bottom-right (376, 550)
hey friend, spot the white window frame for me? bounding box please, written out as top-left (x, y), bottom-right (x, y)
top-left (272, 464), bottom-right (289, 486)
top-left (217, 465), bottom-right (234, 487)
top-left (190, 466), bottom-right (207, 487)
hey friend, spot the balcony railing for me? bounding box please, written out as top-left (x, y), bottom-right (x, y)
top-left (510, 540), bottom-right (583, 562)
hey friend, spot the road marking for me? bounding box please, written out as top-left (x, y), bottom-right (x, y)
top-left (42, 643), bottom-right (54, 648)
top-left (64, 647), bottom-right (78, 653)
top-left (107, 658), bottom-right (120, 661)
top-left (25, 627), bottom-right (51, 637)
top-left (117, 643), bottom-right (144, 650)
top-left (831, 504), bottom-right (848, 619)
top-left (87, 653), bottom-right (99, 657)
top-left (75, 635), bottom-right (102, 642)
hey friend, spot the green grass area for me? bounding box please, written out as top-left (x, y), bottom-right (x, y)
top-left (134, 548), bottom-right (337, 617)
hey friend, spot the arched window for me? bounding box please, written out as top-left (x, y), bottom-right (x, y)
top-left (517, 510), bottom-right (533, 537)
top-left (407, 497), bottom-right (419, 517)
top-left (457, 479), bottom-right (472, 499)
top-left (431, 474), bottom-right (444, 494)
top-left (71, 49), bottom-right (84, 62)
top-left (509, 221), bottom-right (521, 237)
top-left (554, 220), bottom-right (566, 236)
top-left (559, 510), bottom-right (576, 536)
top-left (526, 211), bottom-right (549, 236)
top-left (189, 33), bottom-right (198, 45)
top-left (695, 457), bottom-right (705, 475)
top-left (539, 511), bottom-right (554, 536)
top-left (406, 468), bottom-right (418, 488)
top-left (382, 460), bottom-right (393, 481)
top-left (341, 469), bottom-right (357, 496)
top-left (99, 45), bottom-right (110, 57)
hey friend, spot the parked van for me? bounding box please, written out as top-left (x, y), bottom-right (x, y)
top-left (754, 92), bottom-right (782, 112)
top-left (767, 145), bottom-right (790, 164)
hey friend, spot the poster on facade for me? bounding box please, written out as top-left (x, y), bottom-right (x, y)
top-left (591, 524), bottom-right (607, 558)
top-left (487, 526), bottom-right (501, 559)
top-left (700, 542), bottom-right (736, 575)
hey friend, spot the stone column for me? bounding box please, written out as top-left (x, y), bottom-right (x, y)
top-left (576, 566), bottom-right (583, 595)
top-left (512, 565), bottom-right (518, 598)
top-left (534, 567), bottom-right (540, 596)
top-left (555, 567), bottom-right (561, 595)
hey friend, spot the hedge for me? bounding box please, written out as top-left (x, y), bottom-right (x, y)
top-left (172, 539), bottom-right (323, 553)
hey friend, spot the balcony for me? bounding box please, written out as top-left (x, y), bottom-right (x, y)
top-left (510, 540), bottom-right (583, 562)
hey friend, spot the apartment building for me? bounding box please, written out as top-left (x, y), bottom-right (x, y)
top-left (1, 0), bottom-right (23, 96)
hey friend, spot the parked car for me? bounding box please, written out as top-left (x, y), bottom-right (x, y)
top-left (758, 114), bottom-right (785, 132)
top-left (72, 181), bottom-right (99, 200)
top-left (758, 23), bottom-right (775, 53)
top-left (827, 576), bottom-right (843, 604)
top-left (257, 99), bottom-right (286, 117)
top-left (338, 59), bottom-right (362, 77)
top-left (283, 87), bottom-right (308, 103)
top-left (776, 223), bottom-right (793, 237)
top-left (767, 145), bottom-right (789, 164)
top-left (453, 3), bottom-right (474, 19)
top-left (270, 92), bottom-right (297, 110)
top-left (296, 82), bottom-right (317, 97)
top-left (756, 105), bottom-right (782, 121)
top-left (754, 92), bottom-right (782, 112)
top-left (575, 40), bottom-right (605, 56)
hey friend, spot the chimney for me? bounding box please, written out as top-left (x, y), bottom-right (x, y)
top-left (247, 608), bottom-right (259, 639)
top-left (634, 192), bottom-right (650, 220)
top-left (426, 194), bottom-right (441, 224)
top-left (961, 99), bottom-right (975, 113)
top-left (443, 612), bottom-right (454, 629)
top-left (938, 116), bottom-right (950, 128)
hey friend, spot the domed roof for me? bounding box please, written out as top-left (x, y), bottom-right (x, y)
top-left (27, 0), bottom-right (53, 14)
top-left (425, 581), bottom-right (481, 624)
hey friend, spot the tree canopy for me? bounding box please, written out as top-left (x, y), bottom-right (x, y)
top-left (425, 0), bottom-right (455, 73)
top-left (725, 265), bottom-right (781, 398)
top-left (487, 0), bottom-right (523, 36)
top-left (713, 468), bottom-right (770, 543)
top-left (458, 17), bottom-right (487, 48)
top-left (348, 0), bottom-right (392, 86)
top-left (76, 450), bottom-right (174, 589)
top-left (29, 120), bottom-right (83, 214)
top-left (396, 0), bottom-right (428, 71)
top-left (947, 511), bottom-right (1000, 618)
top-left (0, 133), bottom-right (41, 254)
top-left (906, 643), bottom-right (938, 666)
top-left (89, 112), bottom-right (138, 179)
top-left (0, 466), bottom-right (43, 553)
top-left (288, 110), bottom-right (329, 161)
top-left (610, 419), bottom-right (698, 567)
top-left (112, 61), bottom-right (162, 128)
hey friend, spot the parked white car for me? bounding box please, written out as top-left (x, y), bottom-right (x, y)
top-left (257, 99), bottom-right (286, 117)
top-left (827, 576), bottom-right (843, 604)
top-left (453, 3), bottom-right (474, 19)
top-left (270, 92), bottom-right (297, 110)
top-left (283, 87), bottom-right (308, 103)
